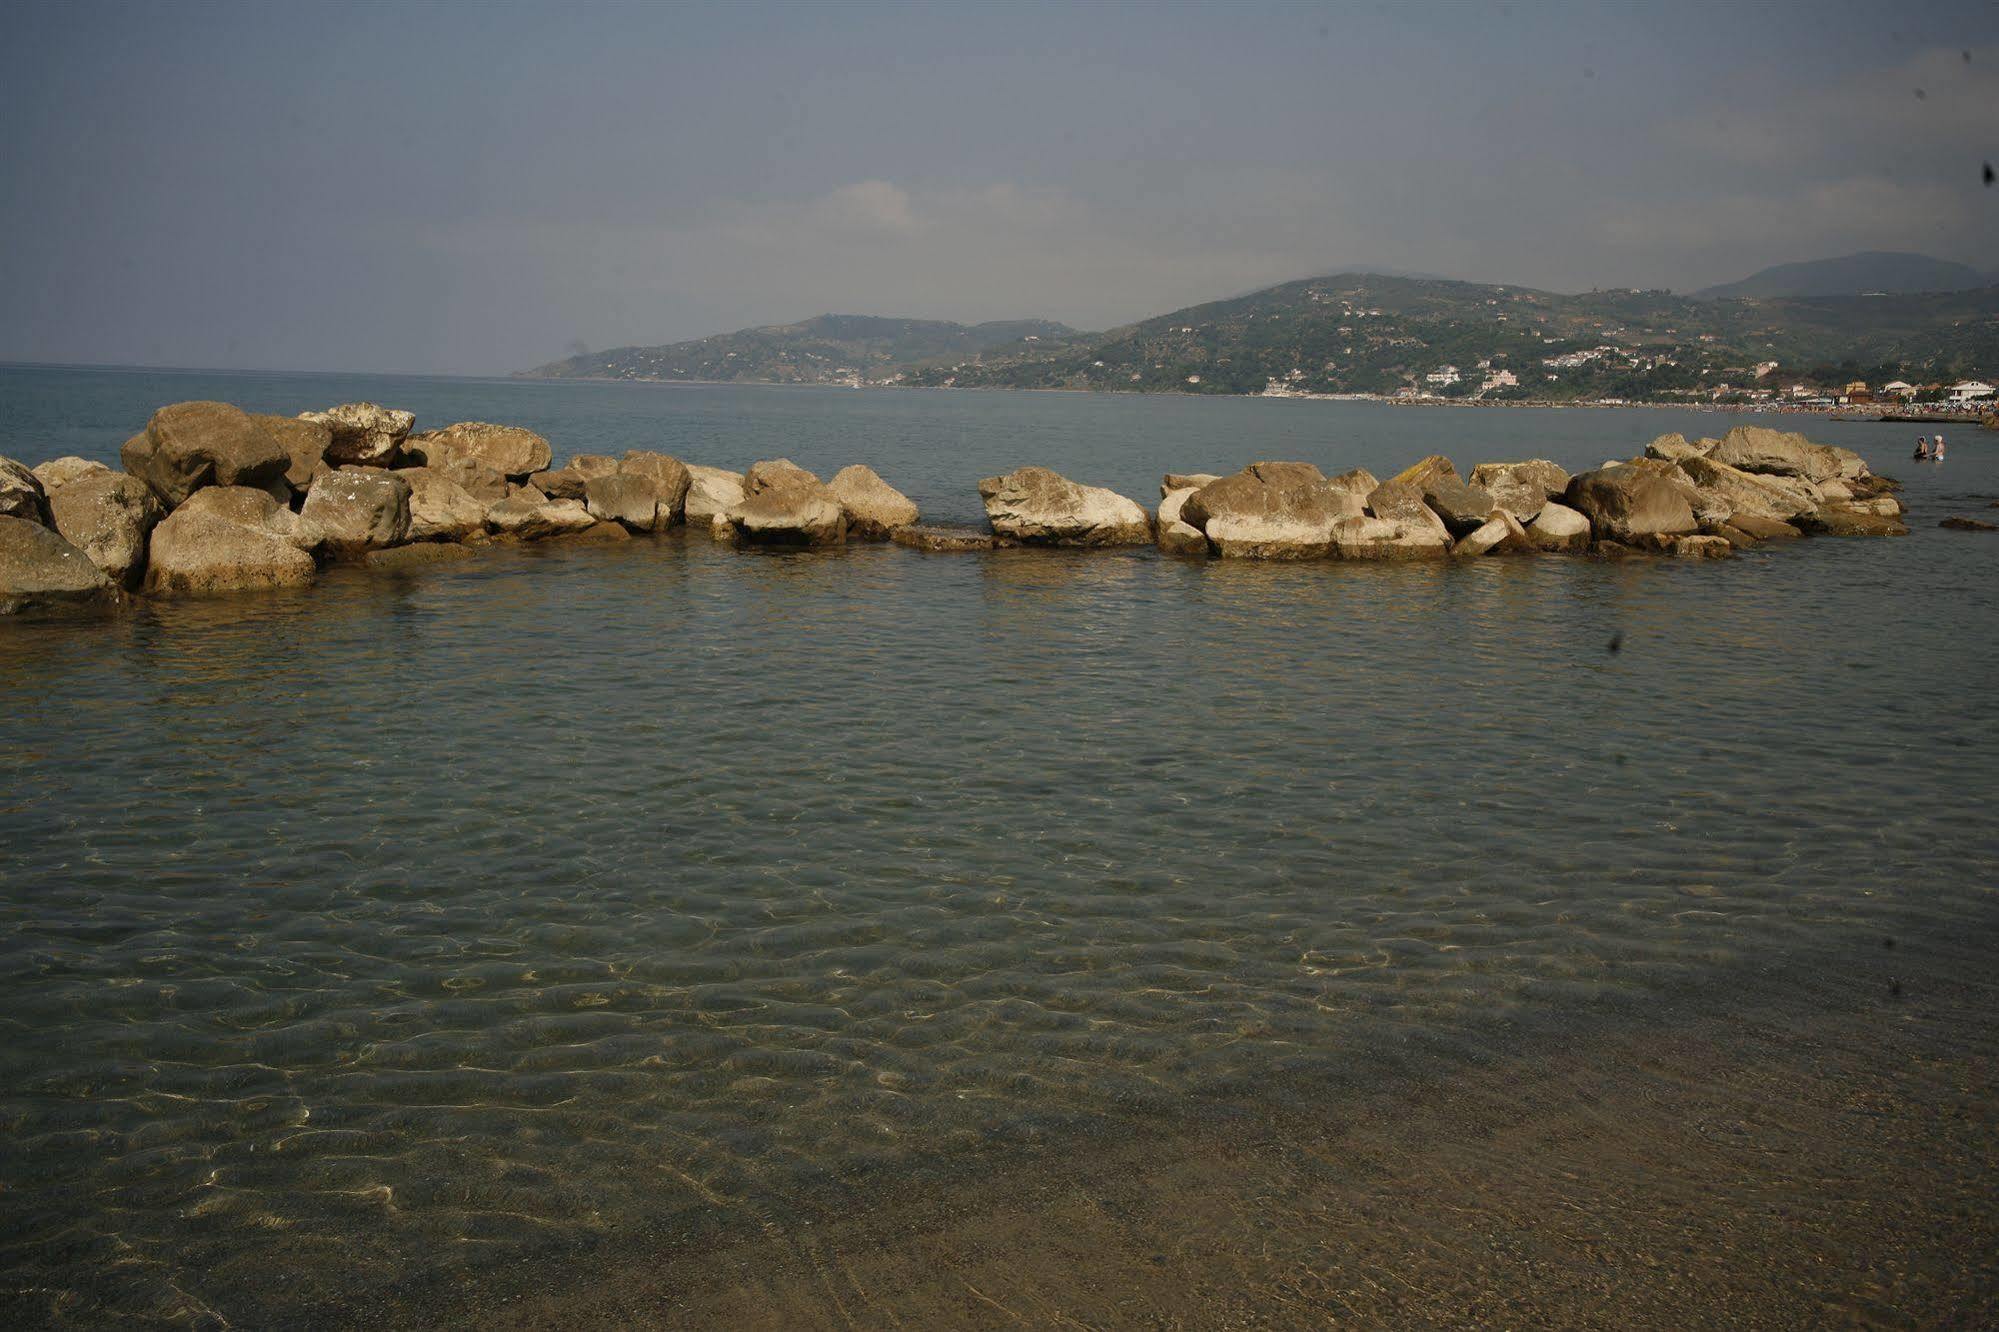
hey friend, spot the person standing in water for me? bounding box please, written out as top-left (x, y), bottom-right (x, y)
top-left (1933, 434), bottom-right (1946, 461)
top-left (1914, 436), bottom-right (1931, 459)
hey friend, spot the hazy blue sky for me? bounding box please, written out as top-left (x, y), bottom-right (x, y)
top-left (2, 0), bottom-right (1993, 374)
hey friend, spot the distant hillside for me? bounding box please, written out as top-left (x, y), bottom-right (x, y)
top-left (1695, 251), bottom-right (1989, 299)
top-left (521, 315), bottom-right (1081, 384)
top-left (902, 272), bottom-right (1999, 402)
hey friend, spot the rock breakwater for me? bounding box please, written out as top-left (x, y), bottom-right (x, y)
top-left (0, 406), bottom-right (1905, 616)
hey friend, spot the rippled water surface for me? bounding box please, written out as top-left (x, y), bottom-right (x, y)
top-left (3, 367), bottom-right (1997, 1324)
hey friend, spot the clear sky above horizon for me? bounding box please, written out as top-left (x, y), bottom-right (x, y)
top-left (2, 0), bottom-right (1994, 375)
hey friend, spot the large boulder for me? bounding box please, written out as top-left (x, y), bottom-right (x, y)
top-left (298, 403), bottom-right (413, 467)
top-left (1157, 487), bottom-right (1197, 529)
top-left (1726, 513), bottom-right (1802, 541)
top-left (1708, 426), bottom-right (1843, 483)
top-left (145, 491), bottom-right (317, 595)
top-left (400, 467), bottom-right (490, 543)
top-left (30, 456), bottom-right (112, 493)
top-left (300, 471), bottom-right (412, 555)
top-left (1563, 468), bottom-right (1696, 544)
top-left (46, 472), bottom-right (161, 586)
top-left (486, 489), bottom-right (596, 540)
top-left (620, 452), bottom-right (692, 526)
top-left (1330, 515), bottom-right (1450, 561)
top-left (978, 467), bottom-right (1151, 546)
top-left (1162, 472), bottom-right (1220, 496)
top-left (827, 465), bottom-right (918, 539)
top-left (434, 458), bottom-right (508, 504)
top-left (1643, 433), bottom-right (1712, 463)
top-left (1417, 474), bottom-right (1496, 536)
top-left (683, 465), bottom-right (746, 526)
top-left (731, 466), bottom-right (847, 546)
top-left (0, 515), bottom-right (117, 614)
top-left (584, 473), bottom-right (666, 532)
top-left (1181, 462), bottom-right (1359, 558)
top-left (1157, 520), bottom-right (1210, 556)
top-left (1467, 460), bottom-right (1569, 523)
top-left (531, 454), bottom-right (620, 500)
top-left (251, 413), bottom-right (335, 491)
top-left (0, 457), bottom-right (49, 524)
top-left (1390, 455), bottom-right (1460, 489)
top-left (122, 402), bottom-right (290, 508)
top-left (405, 422), bottom-right (552, 479)
top-left (1674, 455), bottom-right (1815, 523)
top-left (1526, 501), bottom-right (1592, 553)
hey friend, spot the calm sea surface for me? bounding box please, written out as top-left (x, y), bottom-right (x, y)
top-left (2, 365), bottom-right (1996, 1324)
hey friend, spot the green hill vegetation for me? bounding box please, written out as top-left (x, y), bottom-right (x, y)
top-left (521, 314), bottom-right (1081, 384)
top-left (899, 274), bottom-right (1999, 402)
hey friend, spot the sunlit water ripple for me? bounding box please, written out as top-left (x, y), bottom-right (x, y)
top-left (2, 368), bottom-right (1996, 1323)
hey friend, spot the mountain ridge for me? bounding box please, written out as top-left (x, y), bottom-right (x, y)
top-left (1694, 251), bottom-right (1989, 300)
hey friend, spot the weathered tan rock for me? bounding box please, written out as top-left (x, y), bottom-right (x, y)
top-left (1793, 506), bottom-right (1909, 537)
top-left (30, 457), bottom-right (112, 493)
top-left (1842, 495), bottom-right (1904, 518)
top-left (1708, 426), bottom-right (1843, 482)
top-left (1526, 501), bottom-right (1592, 553)
top-left (1390, 455), bottom-right (1459, 489)
top-left (122, 402), bottom-right (291, 508)
top-left (732, 468), bottom-right (847, 546)
top-left (0, 515), bottom-right (118, 613)
top-left (486, 491), bottom-right (596, 539)
top-left (46, 472), bottom-right (161, 586)
top-left (145, 493), bottom-right (317, 595)
top-left (1417, 474), bottom-right (1496, 536)
top-left (620, 452), bottom-right (692, 526)
top-left (434, 458), bottom-right (508, 505)
top-left (250, 414), bottom-right (334, 491)
top-left (827, 464), bottom-right (918, 539)
top-left (683, 465), bottom-right (746, 526)
top-left (1643, 433), bottom-right (1710, 463)
top-left (584, 473), bottom-right (664, 531)
top-left (405, 422), bottom-right (552, 478)
top-left (1467, 460), bottom-right (1569, 522)
top-left (1180, 462), bottom-right (1358, 558)
top-left (1563, 468), bottom-right (1697, 544)
top-left (399, 467), bottom-right (490, 542)
top-left (891, 524), bottom-right (995, 552)
top-left (548, 521), bottom-right (633, 545)
top-left (1157, 487), bottom-right (1197, 529)
top-left (299, 403), bottom-right (413, 467)
top-left (300, 471), bottom-right (411, 555)
top-left (1673, 455), bottom-right (1815, 522)
top-left (1157, 520), bottom-right (1210, 556)
top-left (1671, 535), bottom-right (1733, 559)
top-left (1326, 467), bottom-right (1381, 500)
top-left (1162, 472), bottom-right (1221, 496)
top-left (1725, 513), bottom-right (1801, 541)
top-left (0, 457), bottom-right (49, 524)
top-left (1330, 515), bottom-right (1450, 561)
top-left (978, 467), bottom-right (1151, 546)
top-left (1451, 509), bottom-right (1535, 557)
top-left (530, 454), bottom-right (620, 500)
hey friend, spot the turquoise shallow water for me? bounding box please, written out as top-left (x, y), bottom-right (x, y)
top-left (2, 367), bottom-right (1997, 1324)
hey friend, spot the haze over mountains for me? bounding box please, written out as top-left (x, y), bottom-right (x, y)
top-left (523, 252), bottom-right (1997, 400)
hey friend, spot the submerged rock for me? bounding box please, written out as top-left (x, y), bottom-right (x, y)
top-left (299, 403), bottom-right (413, 467)
top-left (891, 524), bottom-right (995, 552)
top-left (0, 457), bottom-right (50, 524)
top-left (364, 542), bottom-right (478, 571)
top-left (1940, 517), bottom-right (1998, 532)
top-left (1794, 506), bottom-right (1909, 537)
top-left (1671, 535), bottom-right (1734, 559)
top-left (828, 464), bottom-right (919, 539)
top-left (1564, 467), bottom-right (1697, 544)
top-left (47, 472), bottom-right (161, 586)
top-left (0, 515), bottom-right (117, 613)
top-left (978, 466), bottom-right (1151, 546)
top-left (30, 457), bottom-right (112, 493)
top-left (122, 402), bottom-right (291, 509)
top-left (405, 422), bottom-right (552, 479)
top-left (1329, 514), bottom-right (1450, 560)
top-left (300, 471), bottom-right (412, 555)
